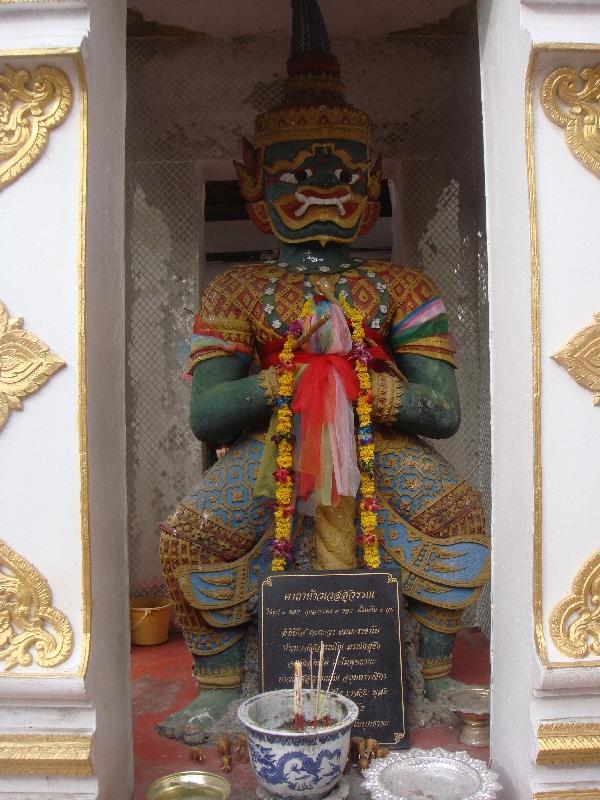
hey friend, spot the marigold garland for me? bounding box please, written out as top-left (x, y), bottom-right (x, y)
top-left (269, 297), bottom-right (381, 571)
top-left (270, 331), bottom-right (297, 571)
top-left (339, 294), bottom-right (381, 569)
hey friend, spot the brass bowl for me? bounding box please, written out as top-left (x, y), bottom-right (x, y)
top-left (146, 771), bottom-right (231, 800)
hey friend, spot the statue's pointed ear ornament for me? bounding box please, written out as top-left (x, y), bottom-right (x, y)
top-left (358, 153), bottom-right (382, 237)
top-left (367, 153), bottom-right (382, 202)
top-left (234, 138), bottom-right (273, 234)
top-left (234, 137), bottom-right (264, 202)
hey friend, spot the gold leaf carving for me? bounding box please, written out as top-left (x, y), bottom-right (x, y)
top-left (0, 733), bottom-right (93, 777)
top-left (550, 549), bottom-right (600, 659)
top-left (537, 721), bottom-right (600, 765)
top-left (540, 65), bottom-right (600, 177)
top-left (0, 64), bottom-right (72, 189)
top-left (552, 313), bottom-right (600, 405)
top-left (0, 298), bottom-right (64, 430)
top-left (0, 539), bottom-right (73, 670)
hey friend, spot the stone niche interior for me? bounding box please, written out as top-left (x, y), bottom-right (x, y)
top-left (124, 0), bottom-right (491, 742)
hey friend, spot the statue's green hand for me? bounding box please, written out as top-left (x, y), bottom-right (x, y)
top-left (189, 356), bottom-right (272, 445)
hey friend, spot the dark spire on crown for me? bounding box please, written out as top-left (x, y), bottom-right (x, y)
top-left (285, 0), bottom-right (343, 104)
top-left (291, 0), bottom-right (331, 57)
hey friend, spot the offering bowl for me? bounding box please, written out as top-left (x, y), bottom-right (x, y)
top-left (238, 689), bottom-right (358, 800)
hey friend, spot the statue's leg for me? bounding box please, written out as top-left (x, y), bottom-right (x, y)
top-left (157, 529), bottom-right (246, 743)
top-left (373, 429), bottom-right (489, 694)
top-left (157, 437), bottom-right (271, 743)
top-left (407, 598), bottom-right (464, 698)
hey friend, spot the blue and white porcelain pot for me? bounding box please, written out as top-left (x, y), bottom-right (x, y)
top-left (238, 689), bottom-right (358, 800)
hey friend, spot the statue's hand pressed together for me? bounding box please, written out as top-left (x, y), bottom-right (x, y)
top-left (190, 349), bottom-right (460, 447)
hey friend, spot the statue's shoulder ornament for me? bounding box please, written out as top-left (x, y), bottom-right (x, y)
top-left (201, 263), bottom-right (269, 317)
top-left (383, 265), bottom-right (440, 313)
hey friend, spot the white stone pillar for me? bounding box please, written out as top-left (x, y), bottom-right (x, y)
top-left (0, 1), bottom-right (131, 798)
top-left (479, 0), bottom-right (600, 797)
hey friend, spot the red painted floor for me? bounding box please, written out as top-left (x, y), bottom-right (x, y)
top-left (131, 629), bottom-right (490, 799)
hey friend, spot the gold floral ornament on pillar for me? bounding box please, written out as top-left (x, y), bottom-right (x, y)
top-left (0, 64), bottom-right (72, 190)
top-left (0, 539), bottom-right (73, 670)
top-left (552, 312), bottom-right (600, 406)
top-left (550, 548), bottom-right (600, 659)
top-left (540, 64), bottom-right (600, 178)
top-left (0, 299), bottom-right (65, 430)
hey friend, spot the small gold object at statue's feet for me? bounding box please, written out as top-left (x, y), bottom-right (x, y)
top-left (365, 738), bottom-right (378, 760)
top-left (217, 733), bottom-right (233, 773)
top-left (220, 755), bottom-right (232, 773)
top-left (235, 734), bottom-right (249, 763)
top-left (189, 747), bottom-right (205, 762)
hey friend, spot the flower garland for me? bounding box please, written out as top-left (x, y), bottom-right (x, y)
top-left (338, 295), bottom-right (381, 569)
top-left (269, 299), bottom-right (380, 571)
top-left (270, 327), bottom-right (298, 571)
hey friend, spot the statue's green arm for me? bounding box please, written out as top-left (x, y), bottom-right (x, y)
top-left (189, 351), bottom-right (460, 445)
top-left (189, 356), bottom-right (272, 445)
top-left (390, 353), bottom-right (460, 439)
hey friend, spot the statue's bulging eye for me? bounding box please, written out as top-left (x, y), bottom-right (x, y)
top-left (279, 168), bottom-right (313, 184)
top-left (335, 168), bottom-right (360, 185)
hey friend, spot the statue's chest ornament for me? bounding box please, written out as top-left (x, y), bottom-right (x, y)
top-left (262, 268), bottom-right (390, 334)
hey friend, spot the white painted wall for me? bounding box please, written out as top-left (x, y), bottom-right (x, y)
top-left (478, 2), bottom-right (534, 796)
top-left (0, 1), bottom-right (131, 797)
top-left (481, 0), bottom-right (600, 796)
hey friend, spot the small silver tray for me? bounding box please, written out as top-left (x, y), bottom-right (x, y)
top-left (361, 748), bottom-right (501, 800)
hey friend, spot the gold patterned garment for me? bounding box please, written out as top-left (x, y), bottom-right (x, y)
top-left (187, 261), bottom-right (456, 373)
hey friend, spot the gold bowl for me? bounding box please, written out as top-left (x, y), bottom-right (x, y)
top-left (146, 771), bottom-right (231, 800)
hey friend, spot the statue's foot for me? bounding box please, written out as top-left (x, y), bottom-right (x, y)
top-left (182, 688), bottom-right (242, 745)
top-left (156, 688), bottom-right (241, 744)
top-left (424, 675), bottom-right (464, 700)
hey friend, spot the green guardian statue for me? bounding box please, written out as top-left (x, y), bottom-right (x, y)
top-left (158, 0), bottom-right (489, 744)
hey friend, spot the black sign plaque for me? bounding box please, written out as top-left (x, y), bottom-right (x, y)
top-left (259, 569), bottom-right (408, 747)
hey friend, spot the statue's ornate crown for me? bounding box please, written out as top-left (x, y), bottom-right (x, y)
top-left (255, 105), bottom-right (372, 148)
top-left (252, 0), bottom-right (372, 149)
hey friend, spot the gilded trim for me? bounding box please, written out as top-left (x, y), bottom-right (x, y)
top-left (527, 43), bottom-right (600, 669)
top-left (552, 313), bottom-right (600, 405)
top-left (536, 721), bottom-right (600, 766)
top-left (541, 65), bottom-right (600, 178)
top-left (0, 298), bottom-right (65, 430)
top-left (0, 539), bottom-right (74, 670)
top-left (534, 792), bottom-right (600, 800)
top-left (75, 49), bottom-right (90, 682)
top-left (550, 549), bottom-right (600, 659)
top-left (0, 64), bottom-right (73, 190)
top-left (0, 48), bottom-right (90, 678)
top-left (527, 46), bottom-right (546, 665)
top-left (0, 733), bottom-right (93, 776)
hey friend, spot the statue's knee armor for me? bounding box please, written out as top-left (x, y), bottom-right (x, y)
top-left (160, 437), bottom-right (271, 674)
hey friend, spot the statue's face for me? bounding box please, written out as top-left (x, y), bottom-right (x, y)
top-left (263, 139), bottom-right (369, 246)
